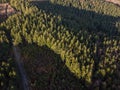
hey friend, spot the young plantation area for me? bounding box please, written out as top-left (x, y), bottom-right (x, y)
top-left (0, 0), bottom-right (120, 90)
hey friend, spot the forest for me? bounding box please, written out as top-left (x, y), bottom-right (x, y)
top-left (0, 0), bottom-right (120, 90)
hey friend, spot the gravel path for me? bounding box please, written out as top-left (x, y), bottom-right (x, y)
top-left (13, 46), bottom-right (30, 90)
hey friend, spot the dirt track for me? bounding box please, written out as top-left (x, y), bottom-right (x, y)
top-left (13, 46), bottom-right (29, 90)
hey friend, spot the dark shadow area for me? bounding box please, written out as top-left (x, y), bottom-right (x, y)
top-left (0, 44), bottom-right (12, 90)
top-left (20, 43), bottom-right (120, 90)
top-left (0, 15), bottom-right (7, 24)
top-left (0, 28), bottom-right (11, 60)
top-left (0, 42), bottom-right (21, 90)
top-left (31, 1), bottom-right (120, 37)
top-left (20, 44), bottom-right (89, 90)
top-left (0, 29), bottom-right (23, 90)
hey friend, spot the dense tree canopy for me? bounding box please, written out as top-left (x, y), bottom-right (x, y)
top-left (0, 0), bottom-right (120, 89)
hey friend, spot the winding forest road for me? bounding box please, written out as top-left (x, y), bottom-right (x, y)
top-left (13, 46), bottom-right (29, 90)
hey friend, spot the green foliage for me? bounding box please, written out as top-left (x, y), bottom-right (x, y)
top-left (10, 0), bottom-right (38, 15)
top-left (0, 0), bottom-right (9, 3)
top-left (1, 0), bottom-right (120, 89)
top-left (0, 30), bottom-right (8, 43)
top-left (0, 59), bottom-right (18, 89)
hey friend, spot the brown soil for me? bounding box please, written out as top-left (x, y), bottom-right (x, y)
top-left (106, 0), bottom-right (120, 6)
top-left (0, 3), bottom-right (16, 22)
top-left (0, 3), bottom-right (15, 15)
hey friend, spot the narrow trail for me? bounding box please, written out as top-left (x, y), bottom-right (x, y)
top-left (0, 3), bottom-right (29, 90)
top-left (13, 46), bottom-right (29, 90)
